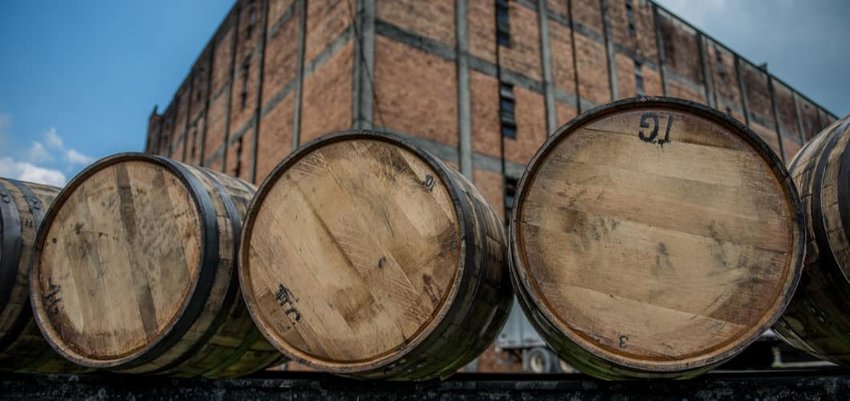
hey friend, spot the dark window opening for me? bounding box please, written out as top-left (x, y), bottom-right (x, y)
top-left (715, 46), bottom-right (727, 79)
top-left (626, 0), bottom-right (637, 37)
top-left (496, 0), bottom-right (511, 47)
top-left (501, 123), bottom-right (517, 139)
top-left (240, 55), bottom-right (251, 109)
top-left (725, 106), bottom-right (732, 115)
top-left (241, 56), bottom-right (251, 79)
top-left (246, 7), bottom-right (257, 40)
top-left (190, 127), bottom-right (197, 160)
top-left (504, 177), bottom-right (518, 226)
top-left (499, 83), bottom-right (516, 138)
top-left (634, 61), bottom-right (644, 96)
top-left (234, 137), bottom-right (244, 178)
top-left (500, 99), bottom-right (515, 116)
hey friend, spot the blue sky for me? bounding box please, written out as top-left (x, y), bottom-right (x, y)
top-left (0, 0), bottom-right (231, 185)
top-left (0, 1), bottom-right (847, 186)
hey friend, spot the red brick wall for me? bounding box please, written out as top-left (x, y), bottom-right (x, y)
top-left (305, 0), bottom-right (350, 63)
top-left (262, 2), bottom-right (300, 107)
top-left (658, 14), bottom-right (703, 91)
top-left (575, 33), bottom-right (610, 105)
top-left (468, 0), bottom-right (496, 64)
top-left (257, 93), bottom-right (294, 180)
top-left (300, 41), bottom-right (353, 144)
top-left (474, 168), bottom-right (505, 223)
top-left (374, 37), bottom-right (459, 148)
top-left (773, 81), bottom-right (804, 159)
top-left (149, 0), bottom-right (836, 174)
top-left (142, 0), bottom-right (839, 375)
top-left (573, 0), bottom-right (603, 34)
top-left (470, 70), bottom-right (500, 158)
top-left (505, 86), bottom-right (546, 165)
top-left (705, 43), bottom-right (742, 113)
top-left (500, 3), bottom-right (541, 82)
top-left (549, 21), bottom-right (577, 97)
top-left (377, 0), bottom-right (455, 46)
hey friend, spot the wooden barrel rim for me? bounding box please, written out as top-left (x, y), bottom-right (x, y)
top-left (239, 130), bottom-right (472, 372)
top-left (146, 166), bottom-right (245, 375)
top-left (0, 179), bottom-right (37, 352)
top-left (0, 180), bottom-right (24, 325)
top-left (30, 152), bottom-right (222, 368)
top-left (810, 118), bottom-right (850, 300)
top-left (509, 96), bottom-right (805, 372)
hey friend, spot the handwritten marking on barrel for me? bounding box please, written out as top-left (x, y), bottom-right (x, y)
top-left (43, 279), bottom-right (62, 316)
top-left (275, 284), bottom-right (301, 323)
top-left (423, 174), bottom-right (435, 192)
top-left (638, 112), bottom-right (673, 146)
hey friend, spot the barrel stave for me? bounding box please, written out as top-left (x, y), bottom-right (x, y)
top-left (510, 98), bottom-right (804, 380)
top-left (0, 178), bottom-right (85, 373)
top-left (240, 132), bottom-right (512, 381)
top-left (30, 154), bottom-right (281, 378)
top-left (775, 116), bottom-right (850, 363)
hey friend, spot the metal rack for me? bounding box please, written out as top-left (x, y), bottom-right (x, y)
top-left (2, 369), bottom-right (849, 400)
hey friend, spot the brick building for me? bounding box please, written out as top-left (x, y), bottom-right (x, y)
top-left (145, 0), bottom-right (837, 222)
top-left (144, 0), bottom-right (837, 371)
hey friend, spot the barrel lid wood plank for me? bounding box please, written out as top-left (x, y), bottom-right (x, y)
top-left (240, 131), bottom-right (512, 380)
top-left (30, 153), bottom-right (281, 377)
top-left (0, 178), bottom-right (88, 373)
top-left (775, 115), bottom-right (850, 363)
top-left (510, 97), bottom-right (805, 379)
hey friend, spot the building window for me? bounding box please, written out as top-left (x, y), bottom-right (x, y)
top-left (496, 0), bottom-right (511, 47)
top-left (234, 136), bottom-right (244, 178)
top-left (499, 83), bottom-right (516, 139)
top-left (715, 45), bottom-right (727, 79)
top-left (634, 60), bottom-right (644, 96)
top-left (246, 7), bottom-right (257, 40)
top-left (190, 124), bottom-right (198, 161)
top-left (240, 55), bottom-right (251, 108)
top-left (504, 177), bottom-right (518, 226)
top-left (626, 0), bottom-right (637, 38)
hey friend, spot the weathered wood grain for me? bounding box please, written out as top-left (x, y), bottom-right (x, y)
top-left (510, 97), bottom-right (805, 379)
top-left (0, 178), bottom-right (87, 373)
top-left (30, 153), bottom-right (282, 378)
top-left (775, 115), bottom-right (850, 364)
top-left (240, 131), bottom-right (512, 380)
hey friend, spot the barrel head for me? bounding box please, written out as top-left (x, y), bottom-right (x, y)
top-left (511, 98), bottom-right (804, 376)
top-left (241, 133), bottom-right (463, 372)
top-left (32, 156), bottom-right (204, 366)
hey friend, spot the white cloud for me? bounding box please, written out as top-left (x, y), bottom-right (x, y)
top-left (22, 128), bottom-right (94, 167)
top-left (0, 157), bottom-right (66, 187)
top-left (66, 148), bottom-right (94, 165)
top-left (26, 142), bottom-right (52, 163)
top-left (0, 122), bottom-right (90, 186)
top-left (44, 128), bottom-right (64, 149)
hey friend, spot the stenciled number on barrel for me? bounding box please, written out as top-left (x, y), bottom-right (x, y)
top-left (423, 174), bottom-right (436, 192)
top-left (275, 284), bottom-right (302, 323)
top-left (43, 278), bottom-right (62, 316)
top-left (637, 112), bottom-right (674, 146)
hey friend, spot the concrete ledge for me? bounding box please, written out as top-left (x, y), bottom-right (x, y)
top-left (2, 369), bottom-right (850, 400)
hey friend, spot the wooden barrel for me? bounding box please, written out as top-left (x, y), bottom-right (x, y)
top-left (509, 97), bottom-right (805, 379)
top-left (774, 115), bottom-right (850, 364)
top-left (0, 178), bottom-right (87, 373)
top-left (239, 131), bottom-right (513, 380)
top-left (30, 153), bottom-right (282, 378)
